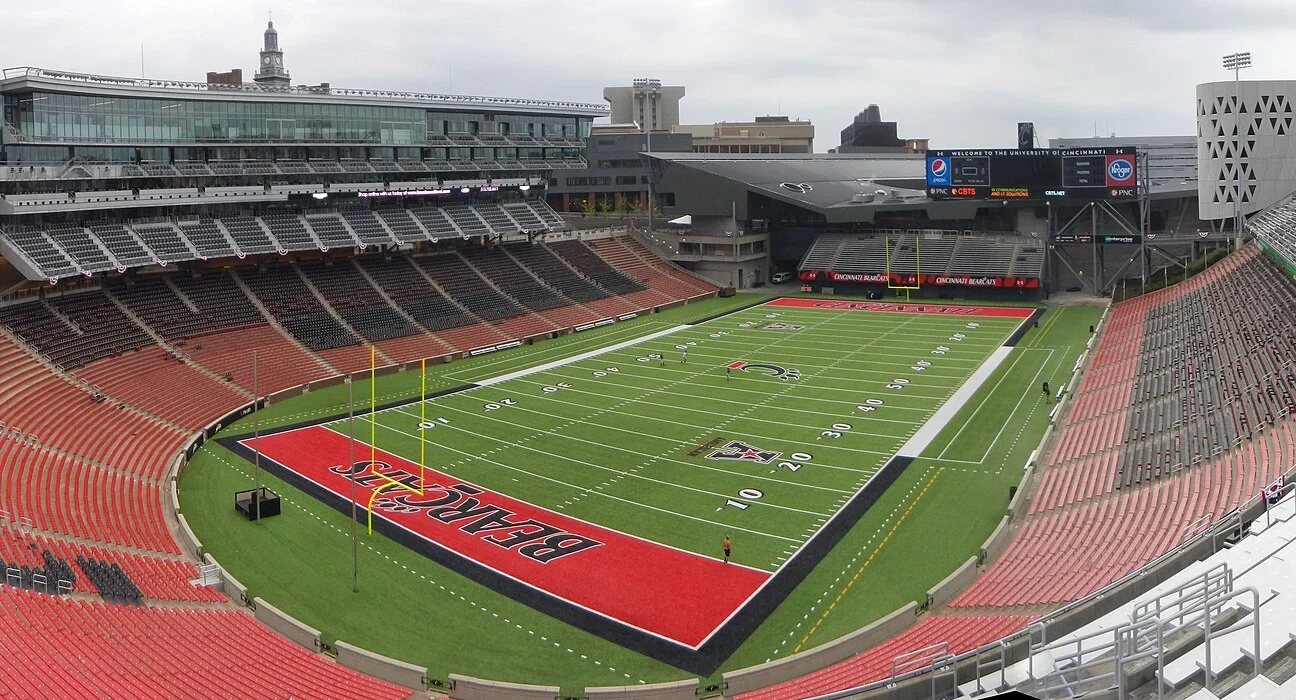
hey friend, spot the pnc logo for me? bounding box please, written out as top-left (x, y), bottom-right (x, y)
top-left (1108, 159), bottom-right (1133, 180)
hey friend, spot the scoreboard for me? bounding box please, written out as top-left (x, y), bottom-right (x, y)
top-left (926, 148), bottom-right (1137, 201)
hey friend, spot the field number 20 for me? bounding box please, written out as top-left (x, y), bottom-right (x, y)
top-left (778, 452), bottom-right (814, 471)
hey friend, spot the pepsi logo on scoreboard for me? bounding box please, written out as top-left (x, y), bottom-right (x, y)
top-left (1106, 154), bottom-right (1135, 186)
top-left (927, 156), bottom-right (951, 186)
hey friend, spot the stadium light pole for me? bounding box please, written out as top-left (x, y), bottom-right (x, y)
top-left (645, 123), bottom-right (654, 234)
top-left (252, 351), bottom-right (261, 525)
top-left (1222, 51), bottom-right (1251, 249)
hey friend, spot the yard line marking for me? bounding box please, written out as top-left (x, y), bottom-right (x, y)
top-left (896, 346), bottom-right (1017, 459)
top-left (934, 347), bottom-right (1032, 461)
top-left (1029, 306), bottom-right (1066, 347)
top-left (423, 397), bottom-right (896, 461)
top-left (320, 423), bottom-right (804, 545)
top-left (450, 387), bottom-right (918, 437)
top-left (358, 403), bottom-right (833, 516)
top-left (474, 324), bottom-right (691, 387)
top-left (974, 348), bottom-right (1055, 464)
top-left (446, 320), bottom-right (671, 379)
top-left (395, 402), bottom-right (858, 491)
top-left (791, 467), bottom-right (944, 653)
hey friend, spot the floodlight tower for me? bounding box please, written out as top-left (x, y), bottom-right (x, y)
top-left (1222, 52), bottom-right (1251, 248)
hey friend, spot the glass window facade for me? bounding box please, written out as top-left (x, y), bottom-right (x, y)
top-left (9, 91), bottom-right (594, 150)
top-left (14, 91), bottom-right (427, 144)
top-left (427, 111), bottom-right (590, 140)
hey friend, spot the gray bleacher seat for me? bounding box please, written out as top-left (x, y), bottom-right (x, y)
top-left (473, 203), bottom-right (521, 234)
top-left (177, 218), bottom-right (235, 259)
top-left (1010, 244), bottom-right (1046, 277)
top-left (889, 235), bottom-right (955, 274)
top-left (340, 208), bottom-right (396, 246)
top-left (4, 228), bottom-right (79, 278)
top-left (208, 162), bottom-right (243, 176)
top-left (442, 204), bottom-right (490, 236)
top-left (89, 224), bottom-right (154, 268)
top-left (503, 203), bottom-right (546, 231)
top-left (174, 162), bottom-right (212, 176)
top-left (833, 237), bottom-right (888, 272)
top-left (46, 224), bottom-right (115, 273)
top-left (409, 206), bottom-right (461, 240)
top-left (141, 163), bottom-right (177, 177)
top-left (948, 237), bottom-right (1015, 275)
top-left (131, 223), bottom-right (193, 263)
top-left (800, 233), bottom-right (848, 269)
top-left (303, 215), bottom-right (359, 250)
top-left (223, 216), bottom-right (277, 254)
top-left (530, 201), bottom-right (567, 228)
top-left (261, 214), bottom-right (316, 252)
top-left (374, 208), bottom-right (429, 243)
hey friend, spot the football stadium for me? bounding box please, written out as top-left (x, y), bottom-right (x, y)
top-left (1, 14), bottom-right (1296, 700)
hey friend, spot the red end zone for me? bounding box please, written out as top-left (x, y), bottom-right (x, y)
top-left (765, 298), bottom-right (1035, 318)
top-left (239, 425), bottom-right (769, 648)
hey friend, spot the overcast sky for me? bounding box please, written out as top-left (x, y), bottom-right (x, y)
top-left (3, 0), bottom-right (1294, 150)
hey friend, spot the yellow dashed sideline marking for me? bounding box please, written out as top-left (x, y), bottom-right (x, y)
top-left (792, 467), bottom-right (944, 653)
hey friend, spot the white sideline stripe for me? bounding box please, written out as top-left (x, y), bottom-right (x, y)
top-left (474, 325), bottom-right (690, 387)
top-left (896, 345), bottom-right (1014, 459)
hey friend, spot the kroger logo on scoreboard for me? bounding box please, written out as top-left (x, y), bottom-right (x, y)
top-left (1106, 155), bottom-right (1135, 186)
top-left (927, 157), bottom-right (952, 186)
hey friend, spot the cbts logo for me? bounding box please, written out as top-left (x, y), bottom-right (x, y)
top-left (1106, 155), bottom-right (1135, 186)
top-left (927, 157), bottom-right (951, 186)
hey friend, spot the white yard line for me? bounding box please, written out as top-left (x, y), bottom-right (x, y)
top-left (896, 345), bottom-right (1016, 459)
top-left (474, 325), bottom-right (691, 387)
top-left (974, 348), bottom-right (1056, 464)
top-left (355, 415), bottom-right (831, 517)
top-left (446, 320), bottom-right (668, 379)
top-left (935, 348), bottom-right (1032, 460)
top-left (395, 401), bottom-right (859, 490)
top-left (323, 422), bottom-right (805, 544)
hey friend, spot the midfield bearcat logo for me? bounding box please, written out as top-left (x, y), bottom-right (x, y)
top-left (328, 462), bottom-right (602, 564)
top-left (727, 360), bottom-right (801, 381)
top-left (706, 440), bottom-right (781, 464)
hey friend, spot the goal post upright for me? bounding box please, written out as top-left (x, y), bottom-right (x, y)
top-left (885, 234), bottom-right (922, 302)
top-left (363, 345), bottom-right (428, 535)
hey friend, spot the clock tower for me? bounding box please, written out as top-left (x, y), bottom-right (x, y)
top-left (253, 19), bottom-right (291, 87)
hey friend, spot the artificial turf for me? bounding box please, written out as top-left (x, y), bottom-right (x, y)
top-left (179, 297), bottom-right (1102, 692)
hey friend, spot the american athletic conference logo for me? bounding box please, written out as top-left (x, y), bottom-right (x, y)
top-left (928, 157), bottom-right (951, 186)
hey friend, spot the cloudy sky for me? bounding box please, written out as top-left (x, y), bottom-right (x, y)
top-left (3, 0), bottom-right (1293, 149)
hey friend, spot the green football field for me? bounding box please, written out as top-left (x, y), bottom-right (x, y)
top-left (179, 295), bottom-right (1102, 692)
